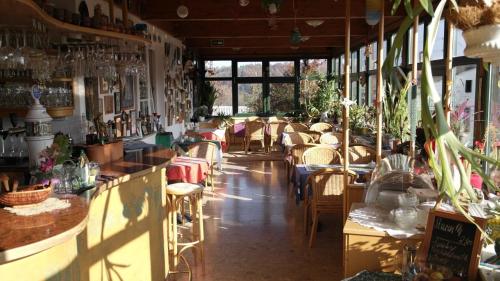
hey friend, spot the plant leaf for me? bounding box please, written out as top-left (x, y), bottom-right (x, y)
top-left (419, 0), bottom-right (434, 16)
top-left (391, 0), bottom-right (402, 15)
top-left (404, 0), bottom-right (414, 19)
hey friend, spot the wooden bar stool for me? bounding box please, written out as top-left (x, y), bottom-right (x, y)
top-left (166, 183), bottom-right (205, 280)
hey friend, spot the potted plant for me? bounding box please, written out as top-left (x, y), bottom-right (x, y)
top-left (194, 105), bottom-right (209, 122)
top-left (213, 112), bottom-right (234, 129)
top-left (199, 82), bottom-right (219, 116)
top-left (383, 67), bottom-right (411, 146)
top-left (386, 0), bottom-right (499, 238)
top-left (304, 75), bottom-right (340, 122)
top-left (350, 105), bottom-right (374, 135)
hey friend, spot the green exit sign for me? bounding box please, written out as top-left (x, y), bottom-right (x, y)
top-left (210, 39), bottom-right (224, 47)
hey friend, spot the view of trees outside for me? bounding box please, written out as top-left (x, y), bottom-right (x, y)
top-left (210, 80), bottom-right (232, 115)
top-left (205, 60), bottom-right (231, 78)
top-left (238, 83), bottom-right (262, 113)
top-left (238, 62), bottom-right (262, 77)
top-left (270, 83), bottom-right (295, 112)
top-left (300, 59), bottom-right (328, 108)
top-left (270, 61), bottom-right (294, 77)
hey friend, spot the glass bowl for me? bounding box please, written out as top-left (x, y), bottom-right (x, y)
top-left (394, 207), bottom-right (418, 230)
top-left (398, 192), bottom-right (419, 207)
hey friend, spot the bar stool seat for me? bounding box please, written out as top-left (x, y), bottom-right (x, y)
top-left (166, 183), bottom-right (205, 280)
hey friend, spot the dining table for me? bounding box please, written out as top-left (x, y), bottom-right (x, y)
top-left (166, 156), bottom-right (210, 184)
top-left (172, 138), bottom-right (223, 171)
top-left (293, 163), bottom-right (374, 204)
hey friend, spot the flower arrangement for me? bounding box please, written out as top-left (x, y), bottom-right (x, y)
top-left (36, 134), bottom-right (71, 180)
top-left (450, 100), bottom-right (472, 136)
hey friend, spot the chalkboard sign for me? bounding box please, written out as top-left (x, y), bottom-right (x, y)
top-left (420, 209), bottom-right (486, 281)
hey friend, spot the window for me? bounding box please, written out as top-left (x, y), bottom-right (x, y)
top-left (332, 58), bottom-right (339, 76)
top-left (453, 28), bottom-right (467, 57)
top-left (210, 81), bottom-right (233, 115)
top-left (270, 83), bottom-right (295, 113)
top-left (431, 20), bottom-right (445, 60)
top-left (205, 60), bottom-right (232, 78)
top-left (301, 59), bottom-right (327, 76)
top-left (351, 51), bottom-right (358, 74)
top-left (360, 46), bottom-right (366, 72)
top-left (408, 23), bottom-right (425, 64)
top-left (340, 55), bottom-right (345, 75)
top-left (451, 65), bottom-right (477, 147)
top-left (351, 79), bottom-right (358, 103)
top-left (269, 61), bottom-right (295, 77)
top-left (237, 61), bottom-right (262, 77)
top-left (368, 74), bottom-right (377, 105)
top-left (238, 83), bottom-right (262, 113)
top-left (359, 77), bottom-right (367, 105)
top-left (369, 42), bottom-right (377, 70)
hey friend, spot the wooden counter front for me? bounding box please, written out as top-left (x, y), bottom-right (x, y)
top-left (343, 203), bottom-right (424, 278)
top-left (0, 147), bottom-right (173, 281)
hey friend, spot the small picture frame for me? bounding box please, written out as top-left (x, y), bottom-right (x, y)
top-left (104, 96), bottom-right (114, 114)
top-left (114, 92), bottom-right (121, 113)
top-left (100, 77), bottom-right (109, 95)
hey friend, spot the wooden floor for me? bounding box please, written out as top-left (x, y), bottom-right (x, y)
top-left (183, 149), bottom-right (344, 281)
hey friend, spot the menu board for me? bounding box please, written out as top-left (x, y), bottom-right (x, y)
top-left (421, 209), bottom-right (485, 281)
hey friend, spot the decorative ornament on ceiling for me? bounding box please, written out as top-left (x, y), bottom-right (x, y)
top-left (177, 5), bottom-right (189, 18)
top-left (305, 20), bottom-right (325, 28)
top-left (239, 0), bottom-right (250, 7)
top-left (261, 0), bottom-right (282, 15)
top-left (365, 0), bottom-right (381, 26)
top-left (290, 27), bottom-right (302, 45)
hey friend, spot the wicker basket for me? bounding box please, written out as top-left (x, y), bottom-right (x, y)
top-left (0, 183), bottom-right (52, 207)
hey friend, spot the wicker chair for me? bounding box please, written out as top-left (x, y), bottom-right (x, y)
top-left (185, 131), bottom-right (205, 140)
top-left (287, 143), bottom-right (318, 194)
top-left (287, 132), bottom-right (315, 144)
top-left (319, 132), bottom-right (343, 145)
top-left (267, 121), bottom-right (288, 152)
top-left (304, 168), bottom-right (356, 247)
top-left (348, 145), bottom-right (377, 164)
top-left (302, 146), bottom-right (342, 165)
top-left (188, 142), bottom-right (218, 191)
top-left (244, 121), bottom-right (266, 154)
top-left (303, 130), bottom-right (322, 143)
top-left (309, 122), bottom-right (333, 133)
top-left (284, 123), bottom-right (309, 133)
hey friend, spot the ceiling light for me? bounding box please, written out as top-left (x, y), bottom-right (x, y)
top-left (177, 5), bottom-right (189, 18)
top-left (239, 0), bottom-right (250, 7)
top-left (268, 3), bottom-right (278, 14)
top-left (290, 46), bottom-right (299, 50)
top-left (305, 20), bottom-right (324, 28)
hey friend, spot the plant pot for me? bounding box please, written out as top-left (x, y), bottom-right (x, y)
top-left (198, 116), bottom-right (205, 122)
top-left (463, 24), bottom-right (500, 65)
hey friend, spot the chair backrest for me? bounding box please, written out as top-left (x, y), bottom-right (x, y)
top-left (188, 142), bottom-right (217, 165)
top-left (319, 132), bottom-right (342, 145)
top-left (310, 122), bottom-right (333, 133)
top-left (290, 143), bottom-right (317, 165)
top-left (245, 121), bottom-right (266, 139)
top-left (303, 130), bottom-right (322, 143)
top-left (371, 154), bottom-right (413, 182)
top-left (287, 132), bottom-right (315, 144)
top-left (303, 146), bottom-right (342, 165)
top-left (348, 145), bottom-right (376, 164)
top-left (246, 116), bottom-right (260, 122)
top-left (268, 121), bottom-right (288, 138)
top-left (198, 121), bottom-right (218, 129)
top-left (284, 123), bottom-right (309, 133)
top-left (309, 168), bottom-right (356, 207)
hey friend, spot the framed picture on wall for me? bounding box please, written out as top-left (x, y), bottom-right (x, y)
top-left (121, 75), bottom-right (135, 109)
top-left (114, 92), bottom-right (121, 113)
top-left (104, 96), bottom-right (114, 114)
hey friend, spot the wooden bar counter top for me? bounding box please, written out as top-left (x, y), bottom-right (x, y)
top-left (0, 146), bottom-right (174, 281)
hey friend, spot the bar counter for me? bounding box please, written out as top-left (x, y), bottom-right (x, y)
top-left (0, 147), bottom-right (174, 281)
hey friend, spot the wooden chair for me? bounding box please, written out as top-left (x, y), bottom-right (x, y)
top-left (267, 121), bottom-right (288, 152)
top-left (188, 142), bottom-right (218, 191)
top-left (287, 143), bottom-right (317, 195)
top-left (304, 168), bottom-right (356, 247)
top-left (284, 123), bottom-right (309, 133)
top-left (348, 145), bottom-right (377, 164)
top-left (246, 116), bottom-right (260, 122)
top-left (309, 122), bottom-right (333, 133)
top-left (302, 146), bottom-right (342, 165)
top-left (287, 132), bottom-right (315, 144)
top-left (319, 132), bottom-right (343, 145)
top-left (303, 130), bottom-right (322, 143)
top-left (244, 121), bottom-right (266, 154)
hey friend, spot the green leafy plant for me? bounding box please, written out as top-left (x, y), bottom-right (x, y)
top-left (304, 75), bottom-right (341, 118)
top-left (383, 67), bottom-right (411, 141)
top-left (194, 105), bottom-right (209, 119)
top-left (199, 82), bottom-right (219, 115)
top-left (213, 112), bottom-right (234, 129)
top-left (350, 105), bottom-right (375, 132)
top-left (385, 0), bottom-right (499, 240)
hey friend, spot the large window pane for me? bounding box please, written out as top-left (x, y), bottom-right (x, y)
top-left (340, 55), bottom-right (345, 75)
top-left (205, 60), bottom-right (232, 78)
top-left (431, 20), bottom-right (445, 60)
top-left (351, 79), bottom-right (358, 103)
top-left (369, 42), bottom-right (377, 70)
top-left (453, 28), bottom-right (467, 57)
top-left (270, 83), bottom-right (295, 113)
top-left (351, 51), bottom-right (358, 73)
top-left (237, 61), bottom-right (262, 77)
top-left (301, 59), bottom-right (327, 75)
top-left (238, 83), bottom-right (262, 113)
top-left (359, 77), bottom-right (367, 105)
top-left (210, 81), bottom-right (233, 115)
top-left (408, 23), bottom-right (425, 64)
top-left (451, 65), bottom-right (477, 147)
top-left (368, 74), bottom-right (377, 105)
top-left (270, 61), bottom-right (295, 77)
top-left (360, 46), bottom-right (366, 72)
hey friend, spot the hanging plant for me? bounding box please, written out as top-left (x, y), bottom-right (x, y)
top-left (385, 0), bottom-right (500, 241)
top-left (261, 0), bottom-right (283, 14)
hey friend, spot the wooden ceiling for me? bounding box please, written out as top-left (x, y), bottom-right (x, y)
top-left (142, 0), bottom-right (405, 59)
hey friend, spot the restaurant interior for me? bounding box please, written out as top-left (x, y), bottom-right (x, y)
top-left (0, 0), bottom-right (499, 280)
